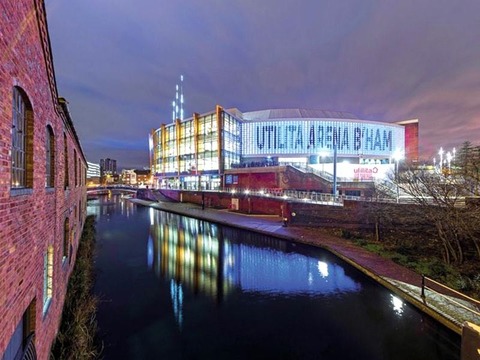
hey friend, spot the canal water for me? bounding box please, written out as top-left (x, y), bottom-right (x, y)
top-left (88, 195), bottom-right (460, 360)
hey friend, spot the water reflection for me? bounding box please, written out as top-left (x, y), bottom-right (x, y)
top-left (87, 193), bottom-right (137, 218)
top-left (90, 196), bottom-right (461, 360)
top-left (391, 294), bottom-right (405, 316)
top-left (147, 209), bottom-right (361, 306)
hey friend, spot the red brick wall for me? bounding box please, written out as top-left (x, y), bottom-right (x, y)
top-left (226, 167), bottom-right (330, 192)
top-left (404, 122), bottom-right (419, 164)
top-left (158, 190), bottom-right (409, 229)
top-left (236, 172), bottom-right (278, 189)
top-left (0, 1), bottom-right (87, 359)
top-left (281, 167), bottom-right (330, 191)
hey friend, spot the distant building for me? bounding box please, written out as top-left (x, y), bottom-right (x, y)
top-left (120, 169), bottom-right (151, 187)
top-left (0, 1), bottom-right (87, 358)
top-left (100, 158), bottom-right (117, 184)
top-left (121, 169), bottom-right (136, 185)
top-left (100, 158), bottom-right (117, 176)
top-left (134, 169), bottom-right (152, 187)
top-left (87, 162), bottom-right (101, 185)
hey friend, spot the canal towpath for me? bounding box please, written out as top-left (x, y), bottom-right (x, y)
top-left (129, 197), bottom-right (480, 336)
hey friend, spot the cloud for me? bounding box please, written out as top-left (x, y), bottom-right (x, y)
top-left (46, 0), bottom-right (480, 167)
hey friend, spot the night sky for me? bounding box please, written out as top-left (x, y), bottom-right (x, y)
top-left (45, 0), bottom-right (480, 169)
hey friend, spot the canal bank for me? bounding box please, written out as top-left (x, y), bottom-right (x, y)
top-left (129, 197), bottom-right (479, 340)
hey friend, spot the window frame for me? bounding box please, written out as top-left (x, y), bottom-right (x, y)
top-left (64, 133), bottom-right (69, 189)
top-left (45, 125), bottom-right (55, 188)
top-left (11, 87), bottom-right (33, 190)
top-left (63, 218), bottom-right (70, 262)
top-left (43, 246), bottom-right (54, 315)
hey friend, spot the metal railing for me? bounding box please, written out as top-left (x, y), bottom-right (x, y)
top-left (226, 188), bottom-right (344, 205)
top-left (421, 275), bottom-right (480, 322)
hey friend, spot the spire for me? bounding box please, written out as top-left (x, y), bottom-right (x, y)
top-left (172, 75), bottom-right (185, 123)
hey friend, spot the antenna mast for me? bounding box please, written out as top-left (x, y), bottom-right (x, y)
top-left (172, 75), bottom-right (184, 123)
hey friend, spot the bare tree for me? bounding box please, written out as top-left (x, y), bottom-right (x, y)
top-left (364, 181), bottom-right (430, 246)
top-left (391, 148), bottom-right (480, 264)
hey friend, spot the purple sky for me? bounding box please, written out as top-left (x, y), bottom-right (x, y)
top-left (45, 0), bottom-right (480, 169)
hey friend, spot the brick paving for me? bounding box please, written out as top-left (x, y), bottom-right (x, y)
top-left (130, 197), bottom-right (480, 335)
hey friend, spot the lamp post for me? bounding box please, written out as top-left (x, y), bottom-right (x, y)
top-left (437, 146), bottom-right (456, 174)
top-left (438, 147), bottom-right (444, 171)
top-left (392, 149), bottom-right (404, 203)
top-left (332, 142), bottom-right (338, 201)
top-left (446, 151), bottom-right (452, 172)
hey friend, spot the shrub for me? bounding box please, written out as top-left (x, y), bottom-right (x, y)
top-left (50, 215), bottom-right (100, 360)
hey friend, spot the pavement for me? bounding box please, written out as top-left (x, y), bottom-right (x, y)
top-left (129, 197), bottom-right (480, 336)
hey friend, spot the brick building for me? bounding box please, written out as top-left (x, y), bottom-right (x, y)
top-left (0, 1), bottom-right (87, 359)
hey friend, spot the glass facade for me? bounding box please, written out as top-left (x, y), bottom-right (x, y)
top-left (150, 107), bottom-right (405, 189)
top-left (151, 107), bottom-right (242, 190)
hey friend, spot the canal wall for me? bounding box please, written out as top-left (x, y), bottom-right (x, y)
top-left (148, 189), bottom-right (415, 234)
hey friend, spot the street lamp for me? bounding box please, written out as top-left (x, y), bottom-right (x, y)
top-left (437, 146), bottom-right (456, 174)
top-left (446, 151), bottom-right (452, 172)
top-left (392, 149), bottom-right (404, 203)
top-left (438, 147), bottom-right (444, 170)
top-left (332, 142), bottom-right (338, 199)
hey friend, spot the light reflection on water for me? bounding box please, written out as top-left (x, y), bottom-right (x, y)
top-left (147, 208), bottom-right (361, 305)
top-left (90, 195), bottom-right (460, 360)
top-left (148, 209), bottom-right (363, 329)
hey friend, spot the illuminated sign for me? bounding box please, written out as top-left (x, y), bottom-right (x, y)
top-left (242, 119), bottom-right (404, 157)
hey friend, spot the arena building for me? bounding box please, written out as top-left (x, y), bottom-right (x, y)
top-left (150, 106), bottom-right (418, 195)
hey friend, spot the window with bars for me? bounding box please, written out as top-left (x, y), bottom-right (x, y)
top-left (11, 87), bottom-right (33, 189)
top-left (64, 133), bottom-right (69, 189)
top-left (74, 149), bottom-right (78, 187)
top-left (45, 125), bottom-right (55, 188)
top-left (2, 299), bottom-right (36, 360)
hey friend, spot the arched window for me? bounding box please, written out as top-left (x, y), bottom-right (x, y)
top-left (45, 125), bottom-right (55, 188)
top-left (63, 218), bottom-right (70, 260)
top-left (74, 149), bottom-right (77, 187)
top-left (11, 87), bottom-right (33, 189)
top-left (64, 133), bottom-right (69, 189)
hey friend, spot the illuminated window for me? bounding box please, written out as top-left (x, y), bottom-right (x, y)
top-left (45, 125), bottom-right (55, 187)
top-left (11, 87), bottom-right (33, 189)
top-left (43, 246), bottom-right (54, 314)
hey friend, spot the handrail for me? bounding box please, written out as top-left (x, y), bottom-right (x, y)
top-left (421, 275), bottom-right (480, 318)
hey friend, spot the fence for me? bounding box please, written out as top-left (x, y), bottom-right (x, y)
top-left (421, 275), bottom-right (480, 326)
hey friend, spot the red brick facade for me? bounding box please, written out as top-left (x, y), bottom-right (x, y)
top-left (396, 119), bottom-right (419, 164)
top-left (0, 1), bottom-right (87, 359)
